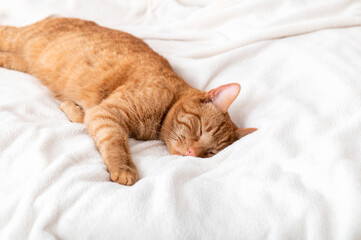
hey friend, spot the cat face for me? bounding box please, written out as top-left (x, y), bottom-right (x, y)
top-left (161, 83), bottom-right (256, 158)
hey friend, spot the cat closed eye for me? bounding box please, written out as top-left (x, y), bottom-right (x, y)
top-left (206, 151), bottom-right (215, 157)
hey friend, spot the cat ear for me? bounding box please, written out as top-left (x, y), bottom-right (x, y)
top-left (236, 128), bottom-right (257, 139)
top-left (204, 83), bottom-right (241, 113)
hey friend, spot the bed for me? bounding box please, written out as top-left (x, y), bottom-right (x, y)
top-left (1, 0), bottom-right (361, 239)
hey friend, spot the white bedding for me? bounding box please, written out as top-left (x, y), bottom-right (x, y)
top-left (1, 0), bottom-right (361, 239)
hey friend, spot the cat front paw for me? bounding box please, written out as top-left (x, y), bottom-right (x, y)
top-left (109, 166), bottom-right (139, 186)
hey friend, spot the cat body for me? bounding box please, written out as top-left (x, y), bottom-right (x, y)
top-left (0, 17), bottom-right (256, 185)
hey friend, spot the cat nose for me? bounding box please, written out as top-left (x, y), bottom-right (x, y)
top-left (186, 147), bottom-right (197, 157)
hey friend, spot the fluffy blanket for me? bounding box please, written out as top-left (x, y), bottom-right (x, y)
top-left (1, 0), bottom-right (361, 239)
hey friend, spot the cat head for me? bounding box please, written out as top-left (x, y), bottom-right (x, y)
top-left (161, 83), bottom-right (256, 158)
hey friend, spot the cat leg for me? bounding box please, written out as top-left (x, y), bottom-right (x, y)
top-left (0, 52), bottom-right (28, 72)
top-left (60, 100), bottom-right (85, 123)
top-left (84, 104), bottom-right (139, 186)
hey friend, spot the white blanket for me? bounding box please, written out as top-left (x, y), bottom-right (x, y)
top-left (1, 0), bottom-right (361, 239)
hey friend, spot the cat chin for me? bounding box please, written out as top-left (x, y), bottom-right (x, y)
top-left (168, 145), bottom-right (184, 156)
top-left (167, 142), bottom-right (188, 156)
top-left (170, 149), bottom-right (183, 156)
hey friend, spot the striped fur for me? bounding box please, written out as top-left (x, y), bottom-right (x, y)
top-left (0, 17), bottom-right (256, 185)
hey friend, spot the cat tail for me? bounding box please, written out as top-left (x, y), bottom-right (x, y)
top-left (0, 25), bottom-right (23, 52)
top-left (0, 25), bottom-right (28, 72)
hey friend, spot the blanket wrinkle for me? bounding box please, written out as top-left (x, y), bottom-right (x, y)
top-left (1, 0), bottom-right (361, 239)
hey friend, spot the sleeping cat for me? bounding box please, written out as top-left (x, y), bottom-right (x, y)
top-left (0, 17), bottom-right (256, 185)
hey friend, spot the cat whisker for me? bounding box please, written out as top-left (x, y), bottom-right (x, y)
top-left (119, 99), bottom-right (180, 141)
top-left (148, 119), bottom-right (179, 140)
top-left (173, 127), bottom-right (184, 141)
top-left (121, 104), bottom-right (179, 141)
top-left (143, 127), bottom-right (177, 141)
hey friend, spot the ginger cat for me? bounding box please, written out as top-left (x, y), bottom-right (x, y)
top-left (0, 17), bottom-right (256, 185)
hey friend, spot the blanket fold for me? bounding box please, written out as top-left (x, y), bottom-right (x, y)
top-left (1, 0), bottom-right (361, 239)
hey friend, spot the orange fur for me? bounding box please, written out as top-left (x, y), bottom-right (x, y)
top-left (0, 17), bottom-right (256, 185)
